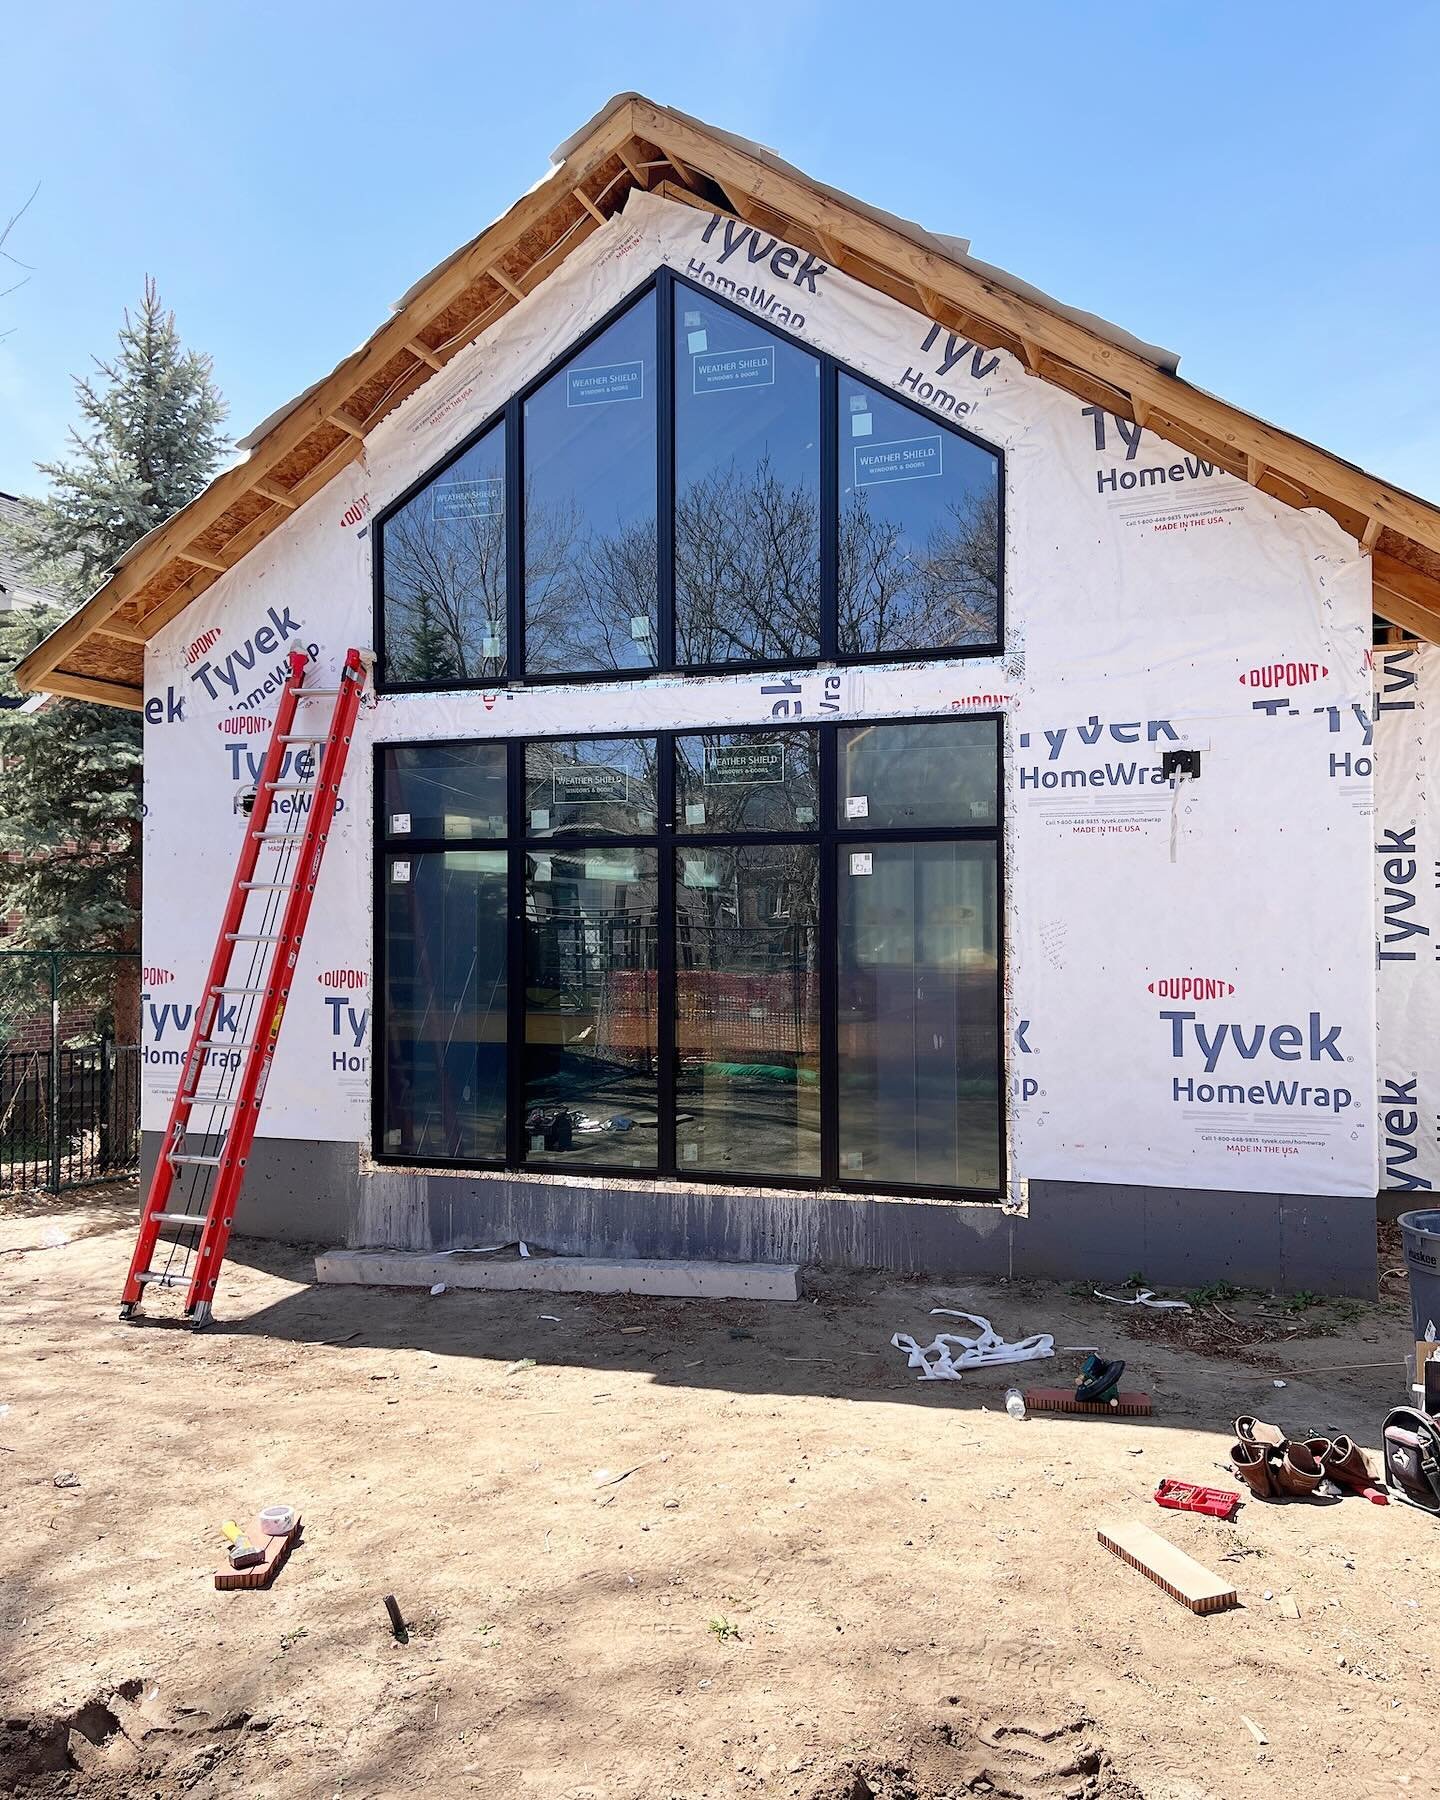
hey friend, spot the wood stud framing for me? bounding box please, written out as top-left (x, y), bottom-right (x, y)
top-left (19, 95), bottom-right (1440, 708)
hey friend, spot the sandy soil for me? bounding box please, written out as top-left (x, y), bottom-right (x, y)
top-left (0, 1187), bottom-right (1433, 1799)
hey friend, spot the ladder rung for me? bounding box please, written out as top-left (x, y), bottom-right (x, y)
top-left (185, 1094), bottom-right (244, 1109)
top-left (265, 781), bottom-right (316, 792)
top-left (279, 734), bottom-right (325, 743)
top-left (150, 1212), bottom-right (207, 1227)
top-left (240, 881), bottom-right (294, 891)
top-left (137, 1269), bottom-right (187, 1287)
top-left (198, 1039), bottom-right (256, 1052)
top-left (253, 830), bottom-right (303, 840)
top-left (225, 932), bottom-right (284, 943)
top-left (168, 1152), bottom-right (225, 1167)
top-left (297, 687), bottom-right (343, 697)
top-left (214, 985), bottom-right (269, 995)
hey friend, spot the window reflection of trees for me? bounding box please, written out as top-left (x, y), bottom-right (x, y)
top-left (839, 484), bottom-right (999, 655)
top-left (383, 489), bottom-right (506, 683)
top-left (385, 455), bottom-right (999, 681)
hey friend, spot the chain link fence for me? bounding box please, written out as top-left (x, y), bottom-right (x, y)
top-left (0, 950), bottom-right (141, 1195)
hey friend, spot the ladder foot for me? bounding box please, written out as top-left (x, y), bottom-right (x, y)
top-left (119, 1302), bottom-right (140, 1322)
top-left (189, 1302), bottom-right (214, 1330)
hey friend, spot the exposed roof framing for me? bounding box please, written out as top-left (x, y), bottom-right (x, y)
top-left (20, 93), bottom-right (1440, 708)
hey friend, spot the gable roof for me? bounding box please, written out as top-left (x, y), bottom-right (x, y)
top-left (18, 93), bottom-right (1440, 708)
top-left (0, 492), bottom-right (70, 611)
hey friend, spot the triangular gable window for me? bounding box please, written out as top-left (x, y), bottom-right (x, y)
top-left (375, 272), bottom-right (1002, 689)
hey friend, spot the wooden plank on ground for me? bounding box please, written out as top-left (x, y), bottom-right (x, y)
top-left (1096, 1518), bottom-right (1237, 1615)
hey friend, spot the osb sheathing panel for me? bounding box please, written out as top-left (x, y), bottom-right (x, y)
top-left (1393, 536), bottom-right (1440, 587)
top-left (58, 634), bottom-right (142, 685)
top-left (128, 563), bottom-right (192, 614)
top-left (349, 349), bottom-right (425, 428)
top-left (425, 276), bottom-right (510, 351)
top-left (191, 489), bottom-right (274, 557)
top-left (268, 422), bottom-right (350, 490)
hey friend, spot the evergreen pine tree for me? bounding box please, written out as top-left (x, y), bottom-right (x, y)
top-left (0, 279), bottom-right (227, 1032)
top-left (400, 590), bottom-right (464, 682)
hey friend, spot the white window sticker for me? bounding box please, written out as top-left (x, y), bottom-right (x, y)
top-left (391, 860), bottom-right (411, 884)
top-left (682, 1142), bottom-right (699, 1163)
top-left (631, 615), bottom-right (652, 641)
top-left (684, 802), bottom-right (706, 826)
top-left (850, 852), bottom-right (873, 877)
top-left (843, 1149), bottom-right (865, 1170)
top-left (851, 411), bottom-right (873, 438)
top-left (530, 808), bottom-right (551, 831)
top-left (390, 812), bottom-right (411, 835)
top-left (530, 1133), bottom-right (546, 1151)
top-left (795, 805), bottom-right (815, 824)
top-left (687, 328), bottom-right (707, 354)
top-left (482, 632), bottom-right (502, 658)
top-left (845, 795), bottom-right (869, 819)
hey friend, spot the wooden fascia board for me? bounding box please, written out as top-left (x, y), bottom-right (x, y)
top-left (16, 102), bottom-right (642, 691)
top-left (42, 671), bottom-right (144, 710)
top-left (1374, 584), bottom-right (1440, 642)
top-left (630, 100), bottom-right (1440, 561)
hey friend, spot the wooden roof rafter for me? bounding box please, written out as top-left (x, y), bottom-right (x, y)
top-left (17, 93), bottom-right (1440, 708)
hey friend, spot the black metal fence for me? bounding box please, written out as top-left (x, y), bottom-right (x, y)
top-left (0, 1043), bottom-right (141, 1192)
top-left (0, 950), bottom-right (142, 1195)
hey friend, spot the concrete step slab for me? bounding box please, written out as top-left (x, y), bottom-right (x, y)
top-left (314, 1249), bottom-right (800, 1301)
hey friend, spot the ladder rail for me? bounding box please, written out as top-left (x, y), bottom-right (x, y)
top-left (120, 648), bottom-right (366, 1319)
top-left (182, 648), bottom-right (367, 1317)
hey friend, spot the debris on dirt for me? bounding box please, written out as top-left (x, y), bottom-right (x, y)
top-left (1240, 1715), bottom-right (1268, 1746)
top-left (52, 1470), bottom-right (80, 1488)
top-left (429, 1282), bottom-right (447, 1296)
top-left (592, 1454), bottom-right (669, 1488)
top-left (892, 1311), bottom-right (1056, 1381)
top-left (504, 1358), bottom-right (536, 1375)
top-left (383, 1594), bottom-right (408, 1641)
top-left (1095, 1288), bottom-right (1191, 1311)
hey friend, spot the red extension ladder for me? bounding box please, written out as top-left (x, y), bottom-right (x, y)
top-left (120, 647), bottom-right (366, 1326)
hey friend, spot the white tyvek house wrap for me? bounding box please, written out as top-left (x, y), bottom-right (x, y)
top-left (1375, 646), bottom-right (1440, 1195)
top-left (142, 189), bottom-right (1378, 1200)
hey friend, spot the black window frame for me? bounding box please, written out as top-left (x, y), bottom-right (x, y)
top-left (373, 268), bottom-right (1006, 694)
top-left (372, 715), bottom-right (1005, 1202)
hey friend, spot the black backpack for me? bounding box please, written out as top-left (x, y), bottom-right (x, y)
top-left (1383, 1406), bottom-right (1440, 1512)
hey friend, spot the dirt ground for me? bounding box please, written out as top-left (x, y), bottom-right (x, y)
top-left (1, 1189), bottom-right (1434, 1800)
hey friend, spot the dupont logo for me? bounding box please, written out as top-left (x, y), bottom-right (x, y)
top-left (1239, 661), bottom-right (1328, 690)
top-left (218, 714), bottom-right (271, 736)
top-left (1148, 977), bottom-right (1236, 1000)
top-left (320, 967), bottom-right (367, 990)
top-left (184, 629), bottom-right (221, 668)
top-left (142, 966), bottom-right (174, 987)
top-left (482, 693), bottom-right (498, 712)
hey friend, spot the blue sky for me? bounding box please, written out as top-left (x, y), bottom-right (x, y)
top-left (2, 2), bottom-right (1437, 502)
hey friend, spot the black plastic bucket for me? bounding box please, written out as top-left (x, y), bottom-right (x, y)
top-left (1397, 1210), bottom-right (1440, 1342)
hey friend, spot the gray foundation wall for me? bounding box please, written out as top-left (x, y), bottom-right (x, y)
top-left (139, 1134), bottom-right (1379, 1297)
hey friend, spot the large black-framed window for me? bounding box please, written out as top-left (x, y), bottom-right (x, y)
top-left (374, 269), bottom-right (1004, 691)
top-left (373, 716), bottom-right (1004, 1200)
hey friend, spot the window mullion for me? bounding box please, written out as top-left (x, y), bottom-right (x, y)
top-left (657, 269), bottom-right (676, 673)
top-left (819, 722), bottom-right (839, 1186)
top-left (820, 357), bottom-right (838, 663)
top-left (506, 396), bottom-right (524, 681)
top-left (657, 732), bottom-right (677, 1176)
top-left (505, 740), bottom-right (525, 1167)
